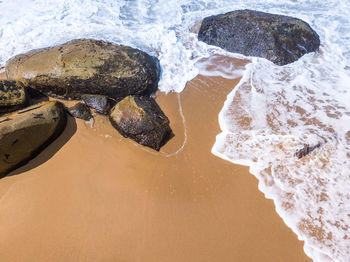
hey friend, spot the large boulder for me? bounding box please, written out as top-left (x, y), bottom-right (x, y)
top-left (198, 9), bottom-right (320, 65)
top-left (0, 80), bottom-right (29, 115)
top-left (5, 39), bottom-right (160, 99)
top-left (109, 96), bottom-right (173, 151)
top-left (0, 101), bottom-right (67, 177)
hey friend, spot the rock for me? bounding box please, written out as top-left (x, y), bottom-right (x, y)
top-left (109, 96), bottom-right (174, 151)
top-left (295, 143), bottom-right (321, 159)
top-left (0, 101), bottom-right (67, 177)
top-left (5, 39), bottom-right (160, 99)
top-left (198, 9), bottom-right (320, 65)
top-left (0, 80), bottom-right (29, 115)
top-left (82, 94), bottom-right (115, 115)
top-left (68, 102), bottom-right (93, 121)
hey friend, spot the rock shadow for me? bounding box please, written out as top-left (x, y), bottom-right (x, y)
top-left (6, 115), bottom-right (77, 177)
top-left (27, 87), bottom-right (50, 105)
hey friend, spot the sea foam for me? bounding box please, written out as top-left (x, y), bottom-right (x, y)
top-left (212, 50), bottom-right (350, 261)
top-left (1, 0), bottom-right (350, 261)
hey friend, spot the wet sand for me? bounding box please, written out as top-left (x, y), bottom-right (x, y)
top-left (0, 60), bottom-right (311, 261)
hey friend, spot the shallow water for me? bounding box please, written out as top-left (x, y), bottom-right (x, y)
top-left (212, 55), bottom-right (350, 261)
top-left (1, 0), bottom-right (350, 261)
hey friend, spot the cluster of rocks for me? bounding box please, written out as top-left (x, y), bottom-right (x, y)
top-left (0, 10), bottom-right (320, 177)
top-left (0, 39), bottom-right (172, 177)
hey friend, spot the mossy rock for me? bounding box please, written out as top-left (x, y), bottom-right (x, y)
top-left (0, 80), bottom-right (29, 115)
top-left (109, 96), bottom-right (173, 151)
top-left (0, 101), bottom-right (67, 177)
top-left (5, 39), bottom-right (160, 99)
top-left (198, 9), bottom-right (320, 65)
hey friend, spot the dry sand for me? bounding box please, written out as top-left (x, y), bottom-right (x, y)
top-left (0, 58), bottom-right (311, 261)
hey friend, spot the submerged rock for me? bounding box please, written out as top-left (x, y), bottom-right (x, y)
top-left (82, 94), bottom-right (115, 115)
top-left (295, 143), bottom-right (321, 159)
top-left (0, 101), bottom-right (67, 177)
top-left (68, 102), bottom-right (93, 121)
top-left (109, 96), bottom-right (173, 151)
top-left (198, 9), bottom-right (320, 65)
top-left (5, 39), bottom-right (160, 99)
top-left (0, 80), bottom-right (29, 114)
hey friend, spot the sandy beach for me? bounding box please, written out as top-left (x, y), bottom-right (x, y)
top-left (0, 58), bottom-right (311, 262)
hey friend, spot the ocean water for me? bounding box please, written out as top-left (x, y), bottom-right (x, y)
top-left (0, 0), bottom-right (349, 261)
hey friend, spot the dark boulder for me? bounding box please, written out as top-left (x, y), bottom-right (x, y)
top-left (109, 96), bottom-right (174, 151)
top-left (82, 94), bottom-right (115, 115)
top-left (68, 102), bottom-right (93, 121)
top-left (5, 39), bottom-right (160, 99)
top-left (0, 80), bottom-right (29, 115)
top-left (0, 101), bottom-right (67, 177)
top-left (198, 9), bottom-right (320, 65)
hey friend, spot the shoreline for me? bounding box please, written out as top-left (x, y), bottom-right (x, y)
top-left (0, 60), bottom-right (311, 261)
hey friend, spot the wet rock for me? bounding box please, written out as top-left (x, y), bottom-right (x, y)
top-left (0, 101), bottom-right (67, 177)
top-left (68, 102), bottom-right (93, 121)
top-left (198, 9), bottom-right (320, 65)
top-left (109, 96), bottom-right (174, 151)
top-left (295, 143), bottom-right (321, 159)
top-left (82, 94), bottom-right (115, 115)
top-left (0, 80), bottom-right (29, 114)
top-left (5, 39), bottom-right (160, 99)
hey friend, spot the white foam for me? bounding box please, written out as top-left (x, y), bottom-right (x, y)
top-left (213, 43), bottom-right (350, 262)
top-left (195, 55), bottom-right (247, 79)
top-left (3, 0), bottom-right (348, 94)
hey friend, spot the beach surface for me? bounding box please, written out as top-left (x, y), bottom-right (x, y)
top-left (0, 58), bottom-right (311, 262)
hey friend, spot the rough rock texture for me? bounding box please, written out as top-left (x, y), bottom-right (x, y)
top-left (5, 39), bottom-right (160, 99)
top-left (198, 9), bottom-right (320, 65)
top-left (0, 80), bottom-right (29, 114)
top-left (82, 94), bottom-right (115, 115)
top-left (109, 96), bottom-right (173, 151)
top-left (68, 102), bottom-right (93, 121)
top-left (0, 101), bottom-right (67, 177)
